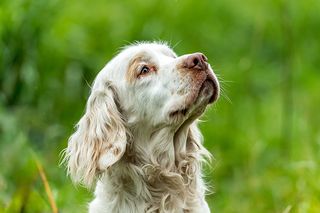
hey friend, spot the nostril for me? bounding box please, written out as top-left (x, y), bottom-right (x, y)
top-left (184, 53), bottom-right (208, 70)
top-left (193, 58), bottom-right (199, 66)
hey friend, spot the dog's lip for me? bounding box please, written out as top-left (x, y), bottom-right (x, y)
top-left (204, 79), bottom-right (219, 104)
top-left (169, 108), bottom-right (188, 117)
top-left (169, 78), bottom-right (218, 118)
top-left (199, 72), bottom-right (219, 104)
top-left (169, 70), bottom-right (219, 118)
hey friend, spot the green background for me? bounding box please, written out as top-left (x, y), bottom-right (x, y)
top-left (1, 0), bottom-right (319, 212)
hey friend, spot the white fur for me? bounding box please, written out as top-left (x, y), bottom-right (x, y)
top-left (63, 41), bottom-right (219, 212)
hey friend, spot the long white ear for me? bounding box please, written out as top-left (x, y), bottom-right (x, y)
top-left (64, 81), bottom-right (127, 187)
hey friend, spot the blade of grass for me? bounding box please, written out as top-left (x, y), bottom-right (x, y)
top-left (34, 158), bottom-right (58, 213)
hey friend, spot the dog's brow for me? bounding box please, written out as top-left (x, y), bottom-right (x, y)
top-left (133, 52), bottom-right (152, 63)
top-left (126, 52), bottom-right (152, 83)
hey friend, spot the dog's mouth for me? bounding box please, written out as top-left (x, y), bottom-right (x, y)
top-left (199, 78), bottom-right (218, 104)
top-left (169, 75), bottom-right (219, 119)
top-left (169, 108), bottom-right (188, 118)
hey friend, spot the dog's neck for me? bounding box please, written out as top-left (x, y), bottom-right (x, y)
top-left (100, 123), bottom-right (208, 212)
top-left (127, 126), bottom-right (178, 169)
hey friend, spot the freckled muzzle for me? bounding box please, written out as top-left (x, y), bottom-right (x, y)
top-left (182, 52), bottom-right (220, 104)
top-left (169, 53), bottom-right (219, 120)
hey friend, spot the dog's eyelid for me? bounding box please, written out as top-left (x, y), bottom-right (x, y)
top-left (136, 63), bottom-right (157, 78)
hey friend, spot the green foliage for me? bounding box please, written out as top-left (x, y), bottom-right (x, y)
top-left (1, 0), bottom-right (319, 212)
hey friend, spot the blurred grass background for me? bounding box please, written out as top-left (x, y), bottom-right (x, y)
top-left (1, 0), bottom-right (320, 212)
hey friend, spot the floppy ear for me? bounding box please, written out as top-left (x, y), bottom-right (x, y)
top-left (64, 81), bottom-right (127, 187)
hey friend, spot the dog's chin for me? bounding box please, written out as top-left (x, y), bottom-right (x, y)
top-left (197, 79), bottom-right (216, 104)
top-left (191, 77), bottom-right (219, 110)
top-left (169, 79), bottom-right (217, 125)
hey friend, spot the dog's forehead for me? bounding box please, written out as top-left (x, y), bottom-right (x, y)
top-left (121, 42), bottom-right (176, 60)
top-left (98, 42), bottom-right (177, 86)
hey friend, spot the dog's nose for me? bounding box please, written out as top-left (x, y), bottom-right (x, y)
top-left (184, 53), bottom-right (208, 70)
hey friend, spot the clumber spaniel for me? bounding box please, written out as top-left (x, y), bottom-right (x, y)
top-left (63, 42), bottom-right (220, 213)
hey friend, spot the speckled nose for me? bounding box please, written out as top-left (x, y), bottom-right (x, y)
top-left (184, 53), bottom-right (208, 70)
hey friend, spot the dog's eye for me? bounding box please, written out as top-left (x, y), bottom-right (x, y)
top-left (140, 66), bottom-right (150, 75)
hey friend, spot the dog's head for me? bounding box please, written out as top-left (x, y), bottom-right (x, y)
top-left (64, 42), bottom-right (219, 186)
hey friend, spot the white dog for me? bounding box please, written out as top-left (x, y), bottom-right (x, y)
top-left (63, 41), bottom-right (219, 213)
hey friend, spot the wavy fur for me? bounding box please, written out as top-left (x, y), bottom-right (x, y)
top-left (62, 42), bottom-right (219, 213)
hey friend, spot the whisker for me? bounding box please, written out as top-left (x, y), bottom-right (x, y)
top-left (221, 93), bottom-right (232, 104)
top-left (172, 40), bottom-right (182, 49)
top-left (83, 76), bottom-right (92, 89)
top-left (215, 74), bottom-right (232, 104)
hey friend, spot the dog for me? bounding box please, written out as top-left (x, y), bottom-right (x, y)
top-left (63, 41), bottom-right (219, 212)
